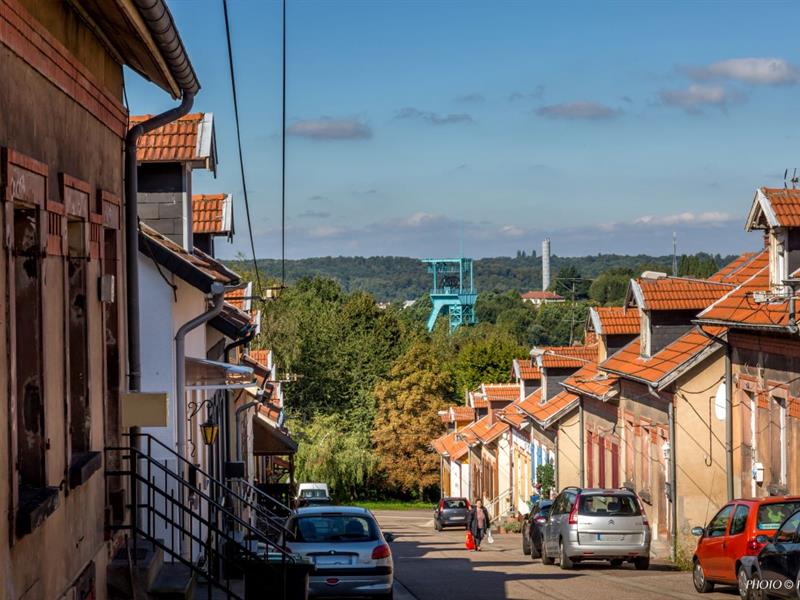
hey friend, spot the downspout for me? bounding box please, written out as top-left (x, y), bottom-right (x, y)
top-left (648, 384), bottom-right (677, 563)
top-left (578, 397), bottom-right (585, 487)
top-left (175, 282), bottom-right (225, 461)
top-left (223, 330), bottom-right (255, 467)
top-left (236, 400), bottom-right (261, 462)
top-left (697, 326), bottom-right (734, 501)
top-left (126, 92), bottom-right (195, 392)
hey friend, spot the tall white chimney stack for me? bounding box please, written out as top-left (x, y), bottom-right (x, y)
top-left (542, 238), bottom-right (551, 291)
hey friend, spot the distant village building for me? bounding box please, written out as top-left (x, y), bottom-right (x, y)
top-left (521, 290), bottom-right (565, 305)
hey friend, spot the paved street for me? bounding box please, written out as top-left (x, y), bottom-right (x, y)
top-left (374, 510), bottom-right (738, 600)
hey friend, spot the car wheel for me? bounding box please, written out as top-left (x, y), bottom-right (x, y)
top-left (434, 519), bottom-right (442, 532)
top-left (559, 540), bottom-right (574, 570)
top-left (541, 539), bottom-right (555, 565)
top-left (693, 559), bottom-right (714, 593)
top-left (633, 557), bottom-right (649, 571)
top-left (530, 537), bottom-right (542, 560)
top-left (610, 559), bottom-right (623, 567)
top-left (749, 572), bottom-right (765, 600)
top-left (738, 565), bottom-right (752, 600)
top-left (522, 529), bottom-right (531, 555)
top-left (372, 591), bottom-right (394, 600)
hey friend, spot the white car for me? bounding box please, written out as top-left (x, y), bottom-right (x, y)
top-left (297, 482), bottom-right (332, 507)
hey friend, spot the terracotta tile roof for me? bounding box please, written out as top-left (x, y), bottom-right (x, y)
top-left (698, 265), bottom-right (795, 330)
top-left (518, 389), bottom-right (579, 426)
top-left (629, 275), bottom-right (734, 312)
top-left (522, 291), bottom-right (564, 300)
top-left (439, 412), bottom-right (451, 423)
top-left (560, 363), bottom-right (618, 401)
top-left (468, 389), bottom-right (488, 409)
top-left (451, 406), bottom-right (475, 422)
top-left (589, 306), bottom-right (640, 336)
top-left (225, 284), bottom-right (249, 311)
top-left (708, 251), bottom-right (768, 285)
top-left (130, 113), bottom-right (216, 170)
top-left (481, 383), bottom-right (520, 402)
top-left (138, 223), bottom-right (239, 292)
top-left (432, 431), bottom-right (468, 460)
top-left (210, 302), bottom-right (254, 338)
top-left (469, 415), bottom-right (508, 444)
top-left (512, 358), bottom-right (541, 381)
top-left (248, 349), bottom-right (271, 367)
top-left (600, 326), bottom-right (725, 388)
top-left (193, 194), bottom-right (233, 235)
top-left (533, 345), bottom-right (598, 369)
top-left (756, 188), bottom-right (800, 228)
top-left (497, 396), bottom-right (528, 429)
top-left (258, 401), bottom-right (282, 425)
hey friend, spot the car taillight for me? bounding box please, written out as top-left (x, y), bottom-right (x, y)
top-left (534, 516), bottom-right (546, 524)
top-left (568, 494), bottom-right (581, 525)
top-left (746, 537), bottom-right (765, 555)
top-left (372, 544), bottom-right (391, 559)
top-left (438, 500), bottom-right (444, 510)
top-left (466, 500), bottom-right (471, 509)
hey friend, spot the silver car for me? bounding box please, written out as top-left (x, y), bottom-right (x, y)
top-left (285, 506), bottom-right (394, 599)
top-left (541, 487), bottom-right (651, 570)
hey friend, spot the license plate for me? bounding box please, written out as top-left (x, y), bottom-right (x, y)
top-left (597, 534), bottom-right (625, 541)
top-left (449, 516), bottom-right (465, 520)
top-left (315, 556), bottom-right (352, 566)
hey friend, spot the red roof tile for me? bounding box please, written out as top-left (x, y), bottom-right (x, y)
top-left (130, 113), bottom-right (214, 167)
top-left (600, 326), bottom-right (725, 387)
top-left (451, 406), bottom-right (475, 422)
top-left (534, 345), bottom-right (598, 369)
top-left (258, 401), bottom-right (282, 424)
top-left (560, 363), bottom-right (618, 400)
top-left (708, 251), bottom-right (768, 285)
top-left (513, 358), bottom-right (541, 380)
top-left (468, 389), bottom-right (488, 409)
top-left (481, 383), bottom-right (520, 402)
top-left (432, 431), bottom-right (468, 460)
top-left (518, 389), bottom-right (579, 425)
top-left (759, 188), bottom-right (800, 228)
top-left (248, 349), bottom-right (270, 367)
top-left (522, 291), bottom-right (564, 300)
top-left (193, 194), bottom-right (233, 235)
top-left (698, 266), bottom-right (794, 329)
top-left (589, 307), bottom-right (640, 336)
top-left (630, 276), bottom-right (734, 312)
top-left (469, 416), bottom-right (508, 444)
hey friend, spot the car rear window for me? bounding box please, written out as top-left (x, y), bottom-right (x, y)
top-left (300, 489), bottom-right (328, 499)
top-left (538, 502), bottom-right (553, 516)
top-left (579, 495), bottom-right (640, 516)
top-left (443, 499), bottom-right (467, 509)
top-left (292, 515), bottom-right (380, 542)
top-left (757, 502), bottom-right (800, 530)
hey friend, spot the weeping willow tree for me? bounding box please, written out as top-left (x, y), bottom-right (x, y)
top-left (291, 411), bottom-right (379, 501)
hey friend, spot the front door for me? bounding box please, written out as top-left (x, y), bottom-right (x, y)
top-left (702, 504), bottom-right (734, 581)
top-left (719, 503), bottom-right (750, 584)
top-left (759, 511), bottom-right (800, 596)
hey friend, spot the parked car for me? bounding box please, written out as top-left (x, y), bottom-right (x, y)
top-left (297, 482), bottom-right (333, 507)
top-left (434, 497), bottom-right (470, 531)
top-left (284, 506), bottom-right (394, 599)
top-left (522, 499), bottom-right (553, 558)
top-left (690, 496), bottom-right (800, 595)
top-left (541, 487), bottom-right (651, 570)
top-left (737, 508), bottom-right (800, 600)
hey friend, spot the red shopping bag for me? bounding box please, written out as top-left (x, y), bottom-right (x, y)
top-left (465, 531), bottom-right (475, 550)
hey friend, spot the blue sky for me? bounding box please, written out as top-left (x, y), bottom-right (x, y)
top-left (126, 0), bottom-right (799, 260)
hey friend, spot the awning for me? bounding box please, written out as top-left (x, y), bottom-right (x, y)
top-left (253, 412), bottom-right (298, 455)
top-left (185, 357), bottom-right (255, 390)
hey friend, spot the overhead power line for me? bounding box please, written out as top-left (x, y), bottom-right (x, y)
top-left (222, 0), bottom-right (263, 297)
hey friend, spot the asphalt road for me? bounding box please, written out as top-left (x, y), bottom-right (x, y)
top-left (373, 510), bottom-right (739, 600)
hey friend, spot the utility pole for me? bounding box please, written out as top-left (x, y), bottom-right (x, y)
top-left (569, 281), bottom-right (576, 345)
top-left (672, 232), bottom-right (678, 277)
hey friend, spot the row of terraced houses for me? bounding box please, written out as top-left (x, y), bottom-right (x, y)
top-left (1, 2), bottom-right (298, 598)
top-left (433, 187), bottom-right (800, 559)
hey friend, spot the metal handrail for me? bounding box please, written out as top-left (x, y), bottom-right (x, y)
top-left (486, 488), bottom-right (514, 524)
top-left (234, 477), bottom-right (292, 515)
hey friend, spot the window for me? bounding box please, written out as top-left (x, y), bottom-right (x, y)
top-left (68, 219), bottom-right (90, 455)
top-left (774, 510), bottom-right (800, 544)
top-left (729, 504), bottom-right (749, 536)
top-left (768, 396), bottom-right (787, 486)
top-left (291, 515), bottom-right (380, 543)
top-left (13, 206), bottom-right (45, 490)
top-left (579, 495), bottom-right (640, 516)
top-left (757, 502), bottom-right (800, 531)
top-left (707, 505), bottom-right (733, 538)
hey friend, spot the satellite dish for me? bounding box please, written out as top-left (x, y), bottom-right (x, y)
top-left (714, 383), bottom-right (727, 421)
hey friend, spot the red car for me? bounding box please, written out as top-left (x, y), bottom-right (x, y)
top-left (692, 496), bottom-right (800, 594)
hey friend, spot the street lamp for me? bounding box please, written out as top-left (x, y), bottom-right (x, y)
top-left (200, 417), bottom-right (219, 446)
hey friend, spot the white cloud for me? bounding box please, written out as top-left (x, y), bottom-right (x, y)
top-left (499, 225), bottom-right (526, 237)
top-left (659, 84), bottom-right (735, 112)
top-left (536, 101), bottom-right (620, 120)
top-left (631, 211), bottom-right (736, 227)
top-left (395, 107), bottom-right (473, 125)
top-left (287, 117), bottom-right (372, 140)
top-left (688, 57), bottom-right (799, 85)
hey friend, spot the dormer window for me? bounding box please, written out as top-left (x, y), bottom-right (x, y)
top-left (746, 187), bottom-right (800, 292)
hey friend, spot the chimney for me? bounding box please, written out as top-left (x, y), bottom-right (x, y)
top-left (542, 238), bottom-right (551, 291)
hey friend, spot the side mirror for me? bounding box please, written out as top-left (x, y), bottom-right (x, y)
top-left (756, 534), bottom-right (769, 545)
top-left (691, 527), bottom-right (705, 537)
top-left (384, 533), bottom-right (395, 543)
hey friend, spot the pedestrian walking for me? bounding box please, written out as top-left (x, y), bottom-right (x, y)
top-left (467, 499), bottom-right (491, 551)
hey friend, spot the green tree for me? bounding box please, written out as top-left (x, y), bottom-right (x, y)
top-left (536, 463), bottom-right (555, 498)
top-left (528, 300), bottom-right (593, 346)
top-left (372, 343), bottom-right (452, 498)
top-left (589, 268), bottom-right (633, 306)
top-left (452, 330), bottom-right (525, 395)
top-left (550, 265), bottom-right (591, 299)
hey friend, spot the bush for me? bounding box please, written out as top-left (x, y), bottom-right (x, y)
top-left (502, 520), bottom-right (522, 533)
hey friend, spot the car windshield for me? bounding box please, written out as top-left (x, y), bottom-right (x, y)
top-left (292, 515), bottom-right (379, 543)
top-left (579, 495), bottom-right (640, 516)
top-left (300, 489), bottom-right (328, 499)
top-left (443, 499), bottom-right (467, 509)
top-left (757, 502), bottom-right (800, 530)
